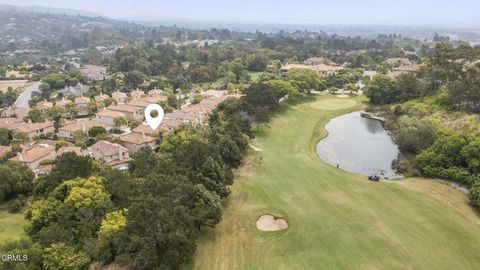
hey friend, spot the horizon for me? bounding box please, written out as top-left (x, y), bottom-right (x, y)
top-left (1, 0), bottom-right (480, 28)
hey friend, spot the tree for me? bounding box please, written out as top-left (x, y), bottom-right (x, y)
top-left (364, 74), bottom-right (396, 104)
top-left (190, 184), bottom-right (222, 230)
top-left (286, 68), bottom-right (323, 93)
top-left (43, 243), bottom-right (90, 270)
top-left (26, 108), bottom-right (46, 123)
top-left (113, 116), bottom-right (128, 130)
top-left (125, 174), bottom-right (197, 269)
top-left (264, 80), bottom-right (300, 98)
top-left (0, 239), bottom-right (43, 270)
top-left (394, 116), bottom-right (436, 154)
top-left (0, 161), bottom-right (35, 201)
top-left (51, 152), bottom-right (93, 181)
top-left (95, 209), bottom-right (127, 262)
top-left (394, 73), bottom-right (421, 102)
top-left (470, 181), bottom-right (480, 210)
top-left (55, 141), bottom-right (69, 151)
top-left (88, 126), bottom-right (107, 137)
top-left (124, 70), bottom-right (145, 89)
top-left (0, 127), bottom-right (12, 145)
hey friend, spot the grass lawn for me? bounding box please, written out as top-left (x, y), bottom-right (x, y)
top-left (190, 94), bottom-right (480, 270)
top-left (0, 201), bottom-right (28, 243)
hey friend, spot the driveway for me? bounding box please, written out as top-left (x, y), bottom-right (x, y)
top-left (13, 81), bottom-right (41, 109)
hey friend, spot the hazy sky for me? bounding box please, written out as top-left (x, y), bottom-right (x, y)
top-left (1, 0), bottom-right (479, 26)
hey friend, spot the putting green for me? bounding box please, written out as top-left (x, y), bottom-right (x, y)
top-left (310, 98), bottom-right (357, 110)
top-left (190, 95), bottom-right (480, 270)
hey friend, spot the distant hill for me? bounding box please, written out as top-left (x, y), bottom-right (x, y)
top-left (0, 4), bottom-right (105, 18)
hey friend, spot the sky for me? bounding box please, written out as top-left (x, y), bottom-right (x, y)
top-left (1, 0), bottom-right (479, 27)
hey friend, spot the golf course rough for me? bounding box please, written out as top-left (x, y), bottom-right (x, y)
top-left (190, 95), bottom-right (480, 270)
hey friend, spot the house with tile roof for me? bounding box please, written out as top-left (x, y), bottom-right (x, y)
top-left (94, 93), bottom-right (110, 108)
top-left (130, 89), bottom-right (145, 99)
top-left (95, 109), bottom-right (126, 127)
top-left (10, 144), bottom-right (56, 172)
top-left (87, 140), bottom-right (131, 170)
top-left (58, 120), bottom-right (111, 140)
top-left (107, 104), bottom-right (144, 121)
top-left (112, 90), bottom-right (128, 105)
top-left (119, 132), bottom-right (158, 154)
top-left (74, 96), bottom-right (91, 116)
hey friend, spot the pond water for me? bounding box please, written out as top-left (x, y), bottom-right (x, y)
top-left (316, 111), bottom-right (402, 179)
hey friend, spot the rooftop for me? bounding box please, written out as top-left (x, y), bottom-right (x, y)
top-left (10, 144), bottom-right (54, 163)
top-left (90, 140), bottom-right (128, 156)
top-left (119, 132), bottom-right (157, 145)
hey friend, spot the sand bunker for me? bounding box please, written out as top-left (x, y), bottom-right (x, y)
top-left (256, 215), bottom-right (288, 231)
top-left (336, 94), bottom-right (349, 98)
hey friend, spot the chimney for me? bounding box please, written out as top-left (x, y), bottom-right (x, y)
top-left (81, 123), bottom-right (86, 132)
top-left (118, 145), bottom-right (122, 159)
top-left (17, 152), bottom-right (23, 162)
top-left (142, 132), bottom-right (145, 139)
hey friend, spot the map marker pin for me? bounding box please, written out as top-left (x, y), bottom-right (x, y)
top-left (145, 104), bottom-right (164, 130)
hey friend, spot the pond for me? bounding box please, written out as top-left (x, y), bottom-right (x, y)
top-left (316, 111), bottom-right (402, 179)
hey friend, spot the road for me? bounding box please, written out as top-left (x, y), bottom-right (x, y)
top-left (13, 81), bottom-right (41, 109)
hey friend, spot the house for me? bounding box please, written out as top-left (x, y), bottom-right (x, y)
top-left (389, 64), bottom-right (420, 78)
top-left (36, 100), bottom-right (53, 112)
top-left (112, 91), bottom-right (128, 105)
top-left (127, 99), bottom-right (151, 109)
top-left (10, 144), bottom-right (56, 172)
top-left (107, 104), bottom-right (144, 121)
top-left (203, 89), bottom-right (227, 100)
top-left (94, 93), bottom-right (110, 108)
top-left (59, 83), bottom-right (89, 98)
top-left (132, 124), bottom-right (161, 136)
top-left (386, 58), bottom-right (411, 66)
top-left (74, 96), bottom-right (91, 116)
top-left (87, 140), bottom-right (131, 170)
top-left (2, 107), bottom-right (29, 119)
top-left (135, 95), bottom-right (168, 104)
top-left (13, 122), bottom-right (55, 140)
top-left (119, 132), bottom-right (157, 154)
top-left (55, 98), bottom-right (72, 109)
top-left (304, 57), bottom-right (337, 66)
top-left (164, 111), bottom-right (202, 125)
top-left (58, 120), bottom-right (111, 140)
top-left (280, 63), bottom-right (340, 77)
top-left (95, 109), bottom-right (126, 127)
top-left (130, 90), bottom-right (145, 99)
top-left (81, 65), bottom-right (107, 81)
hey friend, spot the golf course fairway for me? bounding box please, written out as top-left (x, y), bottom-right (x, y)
top-left (190, 95), bottom-right (480, 270)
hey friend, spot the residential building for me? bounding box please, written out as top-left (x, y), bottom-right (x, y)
top-left (36, 100), bottom-right (53, 112)
top-left (130, 90), bottom-right (145, 99)
top-left (95, 109), bottom-right (126, 127)
top-left (107, 104), bottom-right (144, 121)
top-left (58, 120), bottom-right (110, 140)
top-left (87, 140), bottom-right (131, 170)
top-left (55, 98), bottom-right (72, 109)
top-left (203, 89), bottom-right (227, 99)
top-left (75, 96), bottom-right (91, 116)
top-left (59, 83), bottom-right (89, 98)
top-left (10, 144), bottom-right (56, 172)
top-left (94, 93), bottom-right (110, 108)
top-left (119, 132), bottom-right (157, 154)
top-left (81, 65), bottom-right (107, 81)
top-left (148, 88), bottom-right (162, 96)
top-left (280, 63), bottom-right (340, 77)
top-left (388, 64), bottom-right (420, 78)
top-left (112, 90), bottom-right (128, 105)
top-left (13, 122), bottom-right (55, 140)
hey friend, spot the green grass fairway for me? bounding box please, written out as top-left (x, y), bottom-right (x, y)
top-left (0, 202), bottom-right (27, 243)
top-left (190, 95), bottom-right (480, 270)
